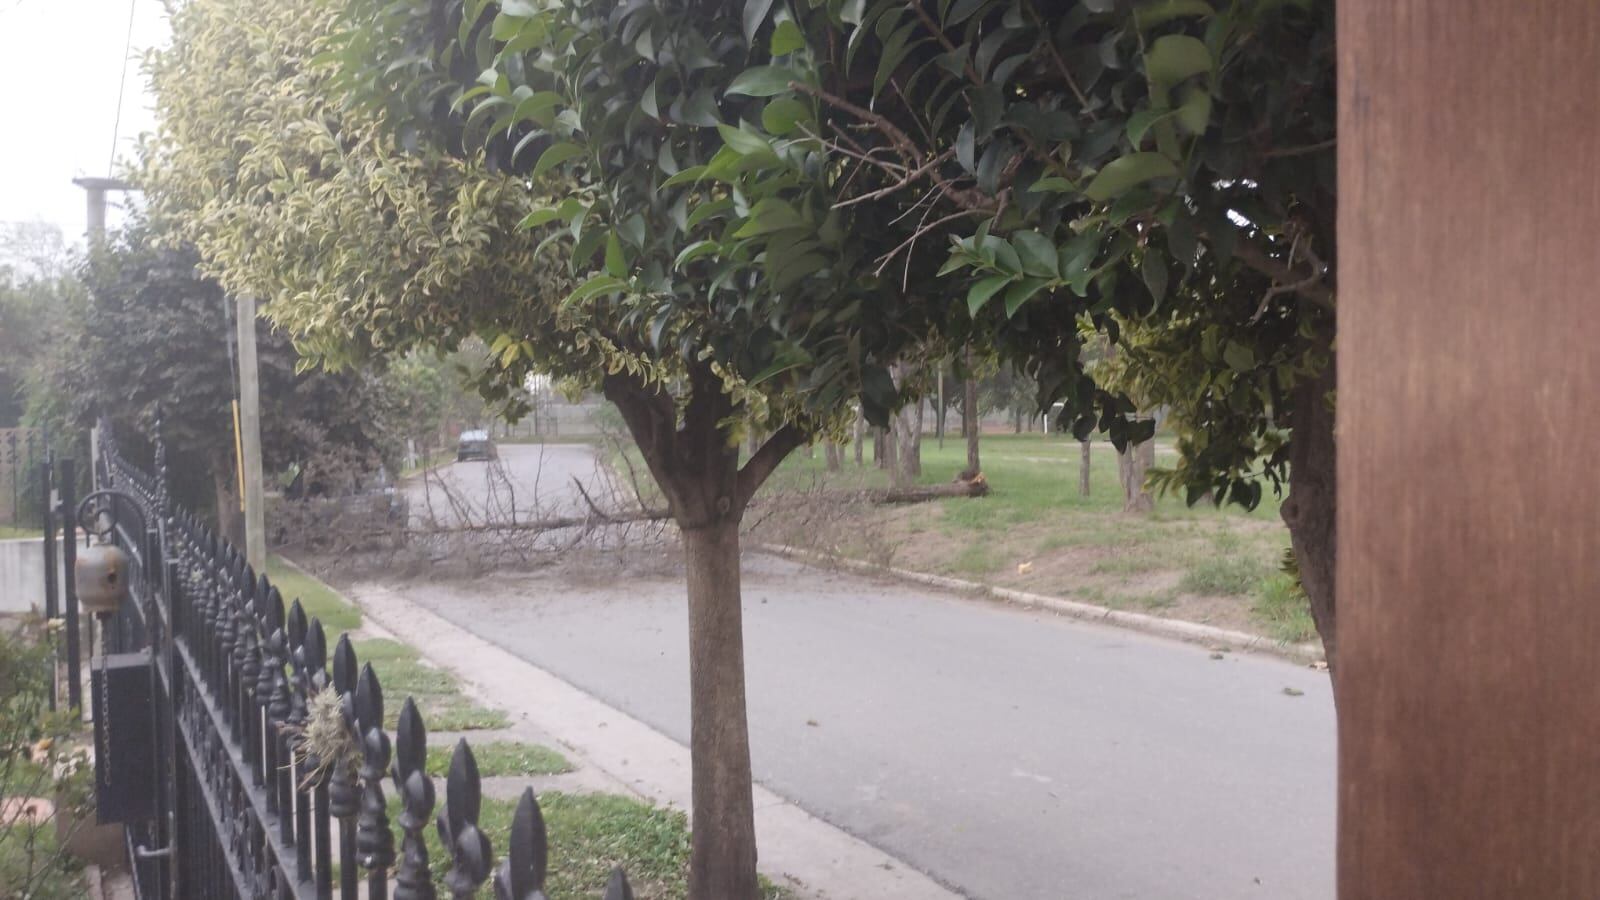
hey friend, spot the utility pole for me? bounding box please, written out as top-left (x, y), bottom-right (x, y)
top-left (74, 177), bottom-right (134, 480)
top-left (235, 294), bottom-right (266, 569)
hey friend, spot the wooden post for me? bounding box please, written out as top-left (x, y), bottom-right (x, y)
top-left (1338, 2), bottom-right (1600, 895)
top-left (236, 294), bottom-right (266, 569)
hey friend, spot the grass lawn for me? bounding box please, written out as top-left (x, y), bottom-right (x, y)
top-left (387, 790), bottom-right (785, 899)
top-left (352, 638), bottom-right (510, 732)
top-left (0, 525), bottom-right (42, 539)
top-left (426, 740), bottom-right (571, 777)
top-left (266, 555), bottom-right (363, 635)
top-left (745, 432), bottom-right (1317, 644)
top-left (265, 556), bottom-right (510, 730)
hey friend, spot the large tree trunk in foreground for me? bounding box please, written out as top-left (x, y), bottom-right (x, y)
top-left (1282, 350), bottom-right (1338, 670)
top-left (1117, 431), bottom-right (1155, 513)
top-left (682, 522), bottom-right (759, 900)
top-left (1078, 440), bottom-right (1092, 497)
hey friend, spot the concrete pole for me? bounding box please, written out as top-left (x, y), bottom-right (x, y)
top-left (235, 294), bottom-right (266, 570)
top-left (74, 177), bottom-right (132, 474)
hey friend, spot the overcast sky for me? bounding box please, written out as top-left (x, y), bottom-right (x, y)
top-left (0, 0), bottom-right (171, 243)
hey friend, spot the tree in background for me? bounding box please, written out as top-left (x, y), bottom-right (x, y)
top-left (737, 0), bottom-right (1338, 664)
top-left (0, 224), bottom-right (77, 428)
top-left (26, 217), bottom-right (400, 542)
top-left (138, 0), bottom-right (1130, 892)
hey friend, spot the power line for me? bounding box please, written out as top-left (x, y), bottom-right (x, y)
top-left (108, 0), bottom-right (138, 175)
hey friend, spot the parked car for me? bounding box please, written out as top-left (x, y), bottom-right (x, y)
top-left (457, 429), bottom-right (497, 461)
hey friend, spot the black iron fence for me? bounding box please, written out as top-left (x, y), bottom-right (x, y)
top-left (61, 420), bottom-right (635, 900)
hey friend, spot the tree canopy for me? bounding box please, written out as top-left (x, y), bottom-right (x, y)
top-left (144, 0), bottom-right (1339, 895)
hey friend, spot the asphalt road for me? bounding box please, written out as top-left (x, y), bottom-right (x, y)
top-left (406, 443), bottom-right (611, 526)
top-left (397, 445), bottom-right (1336, 899)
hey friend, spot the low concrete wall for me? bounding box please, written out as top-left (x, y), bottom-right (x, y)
top-left (0, 537), bottom-right (61, 615)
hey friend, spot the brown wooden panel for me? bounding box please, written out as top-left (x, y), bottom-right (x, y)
top-left (1338, 2), bottom-right (1600, 896)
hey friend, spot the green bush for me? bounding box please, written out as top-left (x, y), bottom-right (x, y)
top-left (0, 623), bottom-right (92, 899)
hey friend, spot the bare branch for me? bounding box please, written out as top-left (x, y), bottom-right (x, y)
top-left (873, 208), bottom-right (985, 276)
top-left (791, 81), bottom-right (998, 213)
top-left (833, 149), bottom-right (957, 209)
top-left (1262, 138), bottom-right (1337, 159)
top-left (1230, 232), bottom-right (1336, 310)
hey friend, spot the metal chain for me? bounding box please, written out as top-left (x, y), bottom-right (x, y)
top-left (96, 621), bottom-right (113, 788)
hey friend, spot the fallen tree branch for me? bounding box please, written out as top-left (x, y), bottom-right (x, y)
top-left (414, 507), bottom-right (670, 534)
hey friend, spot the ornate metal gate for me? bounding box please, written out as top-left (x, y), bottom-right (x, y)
top-left (75, 420), bottom-right (632, 899)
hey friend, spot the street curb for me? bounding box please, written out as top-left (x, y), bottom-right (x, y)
top-left (756, 542), bottom-right (1326, 666)
top-left (341, 582), bottom-right (964, 900)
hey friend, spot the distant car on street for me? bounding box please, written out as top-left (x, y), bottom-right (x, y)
top-left (456, 429), bottom-right (497, 462)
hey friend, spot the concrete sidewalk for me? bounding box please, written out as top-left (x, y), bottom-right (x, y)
top-left (344, 582), bottom-right (961, 900)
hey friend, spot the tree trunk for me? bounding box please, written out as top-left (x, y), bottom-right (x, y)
top-left (1117, 430), bottom-right (1155, 513)
top-left (824, 442), bottom-right (842, 472)
top-left (211, 450), bottom-right (244, 547)
top-left (600, 372), bottom-right (808, 900)
top-left (1078, 440), bottom-right (1091, 497)
top-left (891, 405), bottom-right (920, 486)
top-left (935, 370), bottom-right (946, 448)
top-left (873, 428), bottom-right (887, 469)
top-left (852, 408), bottom-right (865, 466)
top-left (910, 397), bottom-right (923, 475)
top-left (962, 370), bottom-right (980, 478)
top-left (1282, 352), bottom-right (1338, 671)
top-left (681, 521), bottom-right (760, 900)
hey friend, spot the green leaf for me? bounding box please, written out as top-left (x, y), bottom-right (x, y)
top-left (680, 87), bottom-right (720, 126)
top-left (874, 23), bottom-right (920, 97)
top-left (956, 122), bottom-right (976, 172)
top-left (1127, 107), bottom-right (1177, 147)
top-left (769, 252), bottom-right (827, 291)
top-left (686, 196), bottom-right (733, 228)
top-left (532, 142), bottom-right (584, 178)
top-left (562, 274), bottom-right (625, 307)
top-left (1028, 175), bottom-right (1074, 193)
top-left (511, 91), bottom-right (562, 125)
top-left (761, 98), bottom-right (810, 134)
top-left (516, 207), bottom-right (562, 230)
top-left (967, 274), bottom-right (1014, 316)
top-left (717, 124), bottom-right (771, 156)
top-left (744, 0), bottom-right (776, 43)
top-left (674, 240), bottom-right (718, 270)
top-left (1223, 340), bottom-right (1256, 371)
top-left (1175, 84), bottom-right (1212, 134)
top-left (604, 232), bottom-right (626, 277)
top-left (770, 20), bottom-right (806, 55)
top-left (733, 198), bottom-right (806, 237)
top-left (1012, 231), bottom-right (1060, 277)
top-left (1141, 252), bottom-right (1168, 306)
top-left (640, 80), bottom-right (661, 118)
top-left (661, 165), bottom-right (709, 188)
top-left (1083, 153), bottom-right (1179, 202)
top-left (1144, 34), bottom-right (1211, 85)
top-left (1003, 277), bottom-right (1051, 317)
top-left (750, 352), bottom-right (810, 386)
top-left (726, 65), bottom-right (803, 97)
